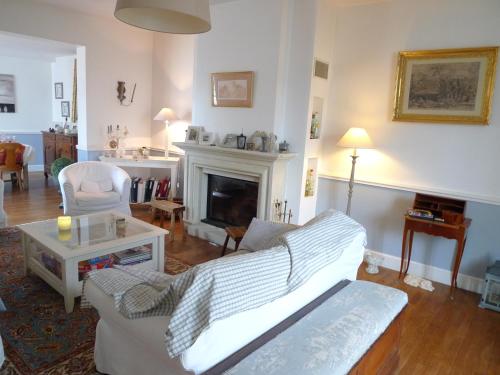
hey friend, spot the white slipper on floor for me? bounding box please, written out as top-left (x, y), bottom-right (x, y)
top-left (404, 274), bottom-right (435, 292)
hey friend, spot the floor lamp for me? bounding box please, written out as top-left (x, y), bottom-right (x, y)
top-left (337, 127), bottom-right (374, 216)
top-left (154, 108), bottom-right (177, 158)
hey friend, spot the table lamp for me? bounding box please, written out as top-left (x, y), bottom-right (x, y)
top-left (337, 127), bottom-right (374, 216)
top-left (154, 108), bottom-right (177, 157)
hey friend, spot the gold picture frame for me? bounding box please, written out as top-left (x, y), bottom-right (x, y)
top-left (393, 47), bottom-right (498, 125)
top-left (211, 71), bottom-right (254, 108)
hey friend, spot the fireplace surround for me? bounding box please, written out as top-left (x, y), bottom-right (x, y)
top-left (174, 142), bottom-right (296, 246)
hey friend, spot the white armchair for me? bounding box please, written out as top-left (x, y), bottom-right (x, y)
top-left (59, 161), bottom-right (132, 216)
top-left (0, 180), bottom-right (6, 228)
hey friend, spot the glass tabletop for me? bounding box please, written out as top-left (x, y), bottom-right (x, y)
top-left (23, 212), bottom-right (153, 250)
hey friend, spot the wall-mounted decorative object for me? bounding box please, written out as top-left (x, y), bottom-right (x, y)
top-left (199, 131), bottom-right (214, 145)
top-left (0, 74), bottom-right (16, 113)
top-left (61, 101), bottom-right (70, 118)
top-left (221, 133), bottom-right (238, 148)
top-left (310, 112), bottom-right (320, 139)
top-left (314, 59), bottom-right (329, 80)
top-left (212, 71), bottom-right (254, 108)
top-left (55, 82), bottom-right (64, 99)
top-left (116, 81), bottom-right (137, 106)
top-left (185, 126), bottom-right (201, 143)
top-left (393, 47), bottom-right (498, 125)
top-left (236, 132), bottom-right (246, 149)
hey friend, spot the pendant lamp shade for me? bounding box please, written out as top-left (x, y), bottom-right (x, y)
top-left (114, 0), bottom-right (211, 34)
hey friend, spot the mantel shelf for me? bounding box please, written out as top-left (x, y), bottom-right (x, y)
top-left (173, 142), bottom-right (297, 162)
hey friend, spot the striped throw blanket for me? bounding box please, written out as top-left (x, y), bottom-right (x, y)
top-left (83, 209), bottom-right (366, 357)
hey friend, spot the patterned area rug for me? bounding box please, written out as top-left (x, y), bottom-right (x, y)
top-left (0, 227), bottom-right (190, 375)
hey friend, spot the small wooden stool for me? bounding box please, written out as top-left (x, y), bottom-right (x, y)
top-left (150, 200), bottom-right (186, 242)
top-left (221, 226), bottom-right (247, 257)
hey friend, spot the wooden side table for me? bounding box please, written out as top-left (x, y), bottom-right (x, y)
top-left (150, 200), bottom-right (186, 242)
top-left (399, 215), bottom-right (471, 294)
top-left (221, 226), bottom-right (247, 257)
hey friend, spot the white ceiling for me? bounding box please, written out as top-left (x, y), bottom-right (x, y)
top-left (32, 0), bottom-right (240, 19)
top-left (0, 32), bottom-right (77, 61)
top-left (31, 0), bottom-right (381, 19)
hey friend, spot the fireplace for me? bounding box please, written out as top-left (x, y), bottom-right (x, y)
top-left (202, 174), bottom-right (258, 228)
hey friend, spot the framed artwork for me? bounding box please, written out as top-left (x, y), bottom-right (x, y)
top-left (61, 101), bottom-right (70, 118)
top-left (55, 82), bottom-right (64, 99)
top-left (220, 134), bottom-right (238, 148)
top-left (0, 74), bottom-right (16, 113)
top-left (185, 126), bottom-right (201, 143)
top-left (199, 131), bottom-right (214, 145)
top-left (393, 47), bottom-right (498, 125)
top-left (211, 71), bottom-right (254, 108)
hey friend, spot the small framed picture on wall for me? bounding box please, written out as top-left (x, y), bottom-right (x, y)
top-left (54, 82), bottom-right (63, 99)
top-left (61, 101), bottom-right (70, 118)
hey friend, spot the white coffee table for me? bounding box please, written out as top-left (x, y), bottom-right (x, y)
top-left (17, 211), bottom-right (168, 313)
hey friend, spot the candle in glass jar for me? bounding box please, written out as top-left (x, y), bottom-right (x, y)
top-left (57, 216), bottom-right (72, 231)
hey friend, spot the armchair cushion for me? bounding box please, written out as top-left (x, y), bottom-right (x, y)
top-left (75, 191), bottom-right (121, 207)
top-left (81, 179), bottom-right (113, 193)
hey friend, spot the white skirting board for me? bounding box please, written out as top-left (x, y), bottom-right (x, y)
top-left (365, 249), bottom-right (484, 294)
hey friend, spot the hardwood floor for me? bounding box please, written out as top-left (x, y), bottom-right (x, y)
top-left (4, 172), bottom-right (500, 374)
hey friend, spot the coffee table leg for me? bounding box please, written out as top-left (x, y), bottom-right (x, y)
top-left (21, 233), bottom-right (29, 276)
top-left (62, 260), bottom-right (77, 313)
top-left (156, 235), bottom-right (165, 273)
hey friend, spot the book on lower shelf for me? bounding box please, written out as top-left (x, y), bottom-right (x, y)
top-left (113, 246), bottom-right (152, 265)
top-left (130, 177), bottom-right (171, 203)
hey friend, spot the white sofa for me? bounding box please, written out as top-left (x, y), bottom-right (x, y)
top-left (59, 161), bottom-right (132, 216)
top-left (85, 214), bottom-right (366, 375)
top-left (0, 180), bottom-right (7, 228)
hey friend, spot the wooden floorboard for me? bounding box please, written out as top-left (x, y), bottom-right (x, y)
top-left (3, 172), bottom-right (500, 374)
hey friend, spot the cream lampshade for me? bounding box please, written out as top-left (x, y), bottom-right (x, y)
top-left (114, 0), bottom-right (211, 34)
top-left (154, 108), bottom-right (177, 157)
top-left (337, 127), bottom-right (374, 216)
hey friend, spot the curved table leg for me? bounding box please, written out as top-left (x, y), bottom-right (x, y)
top-left (399, 227), bottom-right (408, 278)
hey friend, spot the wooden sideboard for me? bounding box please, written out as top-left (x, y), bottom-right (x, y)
top-left (42, 131), bottom-right (78, 178)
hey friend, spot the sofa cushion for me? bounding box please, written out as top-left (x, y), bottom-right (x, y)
top-left (240, 218), bottom-right (298, 251)
top-left (75, 191), bottom-right (121, 207)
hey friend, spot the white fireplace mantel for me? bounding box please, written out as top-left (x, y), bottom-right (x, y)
top-left (174, 142), bottom-right (297, 245)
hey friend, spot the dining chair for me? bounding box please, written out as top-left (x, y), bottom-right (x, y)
top-left (0, 142), bottom-right (26, 191)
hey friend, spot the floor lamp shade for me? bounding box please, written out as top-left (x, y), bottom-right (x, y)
top-left (337, 127), bottom-right (373, 151)
top-left (114, 0), bottom-right (211, 34)
top-left (337, 127), bottom-right (374, 216)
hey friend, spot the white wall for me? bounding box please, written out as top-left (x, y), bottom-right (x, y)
top-left (0, 0), bottom-right (154, 150)
top-left (320, 0), bottom-right (500, 204)
top-left (0, 55), bottom-right (52, 132)
top-left (51, 55), bottom-right (75, 123)
top-left (317, 0), bottom-right (500, 284)
top-left (151, 33), bottom-right (195, 154)
top-left (192, 0), bottom-right (287, 141)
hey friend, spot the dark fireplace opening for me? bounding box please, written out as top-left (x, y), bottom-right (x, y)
top-left (202, 174), bottom-right (258, 228)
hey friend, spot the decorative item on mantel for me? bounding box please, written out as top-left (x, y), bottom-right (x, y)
top-left (247, 131), bottom-right (277, 152)
top-left (236, 130), bottom-right (246, 150)
top-left (279, 140), bottom-right (289, 153)
top-left (337, 127), bottom-right (374, 216)
top-left (221, 134), bottom-right (238, 148)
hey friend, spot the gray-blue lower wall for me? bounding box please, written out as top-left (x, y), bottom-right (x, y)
top-left (316, 177), bottom-right (499, 279)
